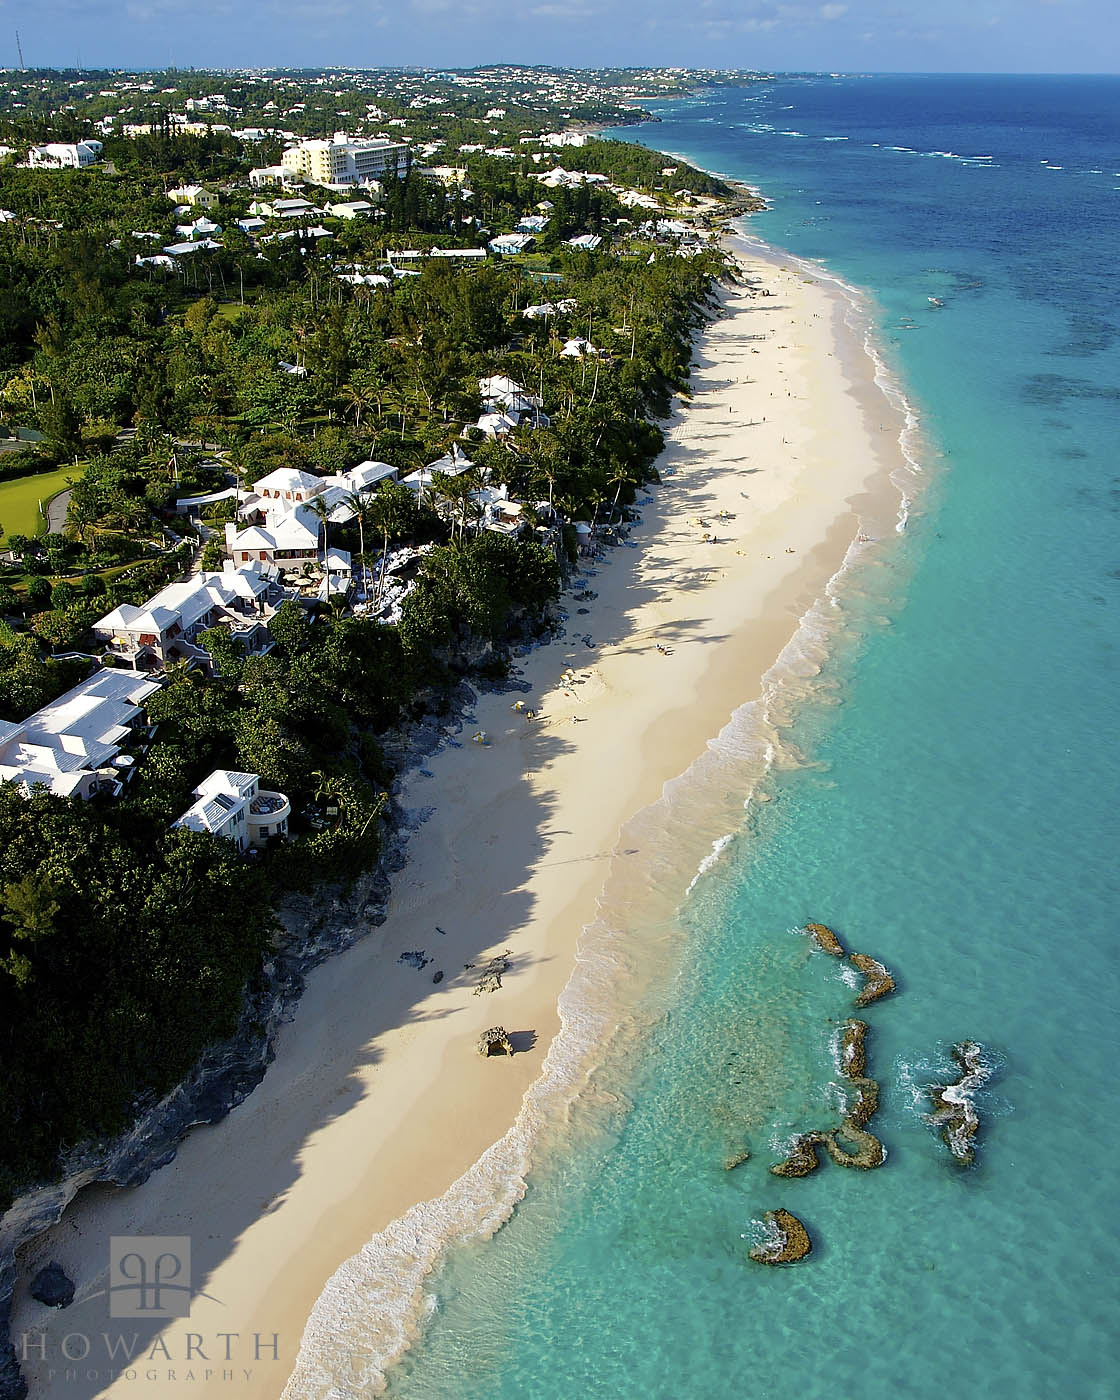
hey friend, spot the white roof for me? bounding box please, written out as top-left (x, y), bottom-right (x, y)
top-left (344, 460), bottom-right (398, 490)
top-left (479, 375), bottom-right (523, 399)
top-left (476, 411), bottom-right (519, 437)
top-left (94, 567), bottom-right (270, 639)
top-left (0, 669), bottom-right (160, 796)
top-left (252, 467), bottom-right (323, 495)
top-left (232, 505), bottom-right (321, 553)
top-left (173, 769), bottom-right (259, 836)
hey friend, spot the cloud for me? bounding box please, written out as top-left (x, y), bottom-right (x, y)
top-left (819, 2), bottom-right (848, 16)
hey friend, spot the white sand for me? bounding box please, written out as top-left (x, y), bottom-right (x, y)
top-left (9, 248), bottom-right (911, 1399)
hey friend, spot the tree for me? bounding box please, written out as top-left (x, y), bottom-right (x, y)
top-left (50, 580), bottom-right (77, 610)
top-left (198, 625), bottom-right (247, 683)
top-left (268, 600), bottom-right (313, 657)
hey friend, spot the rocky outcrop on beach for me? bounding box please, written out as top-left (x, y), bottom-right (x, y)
top-left (467, 950), bottom-right (513, 996)
top-left (749, 1209), bottom-right (812, 1265)
top-left (849, 952), bottom-right (895, 1007)
top-left (927, 1041), bottom-right (989, 1166)
top-left (28, 1264), bottom-right (72, 1311)
top-left (478, 1027), bottom-right (515, 1057)
top-left (770, 1133), bottom-right (828, 1178)
top-left (804, 922), bottom-right (845, 957)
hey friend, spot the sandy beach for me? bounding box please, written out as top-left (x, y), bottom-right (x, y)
top-left (9, 243), bottom-right (911, 1399)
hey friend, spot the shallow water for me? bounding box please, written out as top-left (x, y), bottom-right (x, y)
top-left (372, 75), bottom-right (1120, 1399)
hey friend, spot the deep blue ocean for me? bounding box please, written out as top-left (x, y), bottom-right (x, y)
top-left (383, 76), bottom-right (1120, 1399)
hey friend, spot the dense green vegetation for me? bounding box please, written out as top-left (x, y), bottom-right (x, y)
top-left (0, 65), bottom-right (738, 1203)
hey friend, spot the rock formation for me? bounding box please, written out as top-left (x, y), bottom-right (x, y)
top-left (28, 1263), bottom-right (73, 1310)
top-left (843, 1076), bottom-right (880, 1129)
top-left (770, 1132), bottom-right (828, 1178)
top-left (466, 950), bottom-right (513, 995)
top-left (822, 1123), bottom-right (886, 1170)
top-left (927, 1041), bottom-right (988, 1166)
top-left (837, 1019), bottom-right (869, 1079)
top-left (803, 922), bottom-right (845, 957)
top-left (848, 952), bottom-right (895, 1008)
top-left (749, 1209), bottom-right (812, 1264)
top-left (723, 1149), bottom-right (751, 1171)
top-left (477, 1026), bottom-right (514, 1057)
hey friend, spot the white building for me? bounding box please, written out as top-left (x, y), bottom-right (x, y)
top-left (27, 140), bottom-right (102, 169)
top-left (93, 564), bottom-right (279, 671)
top-left (281, 134), bottom-right (410, 188)
top-left (172, 769), bottom-right (290, 849)
top-left (0, 670), bottom-right (160, 800)
top-left (488, 233), bottom-right (533, 256)
top-left (226, 462), bottom-right (398, 570)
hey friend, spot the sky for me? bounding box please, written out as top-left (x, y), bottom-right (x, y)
top-left (0, 0), bottom-right (1115, 75)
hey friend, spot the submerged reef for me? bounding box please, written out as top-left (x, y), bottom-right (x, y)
top-left (848, 952), bottom-right (896, 1007)
top-left (749, 1209), bottom-right (812, 1265)
top-left (927, 1040), bottom-right (989, 1165)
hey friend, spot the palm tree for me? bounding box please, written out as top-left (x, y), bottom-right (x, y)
top-left (338, 381), bottom-right (374, 430)
top-left (345, 491), bottom-right (372, 596)
top-left (304, 494), bottom-right (332, 568)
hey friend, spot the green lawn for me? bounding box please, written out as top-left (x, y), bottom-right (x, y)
top-left (0, 465), bottom-right (82, 542)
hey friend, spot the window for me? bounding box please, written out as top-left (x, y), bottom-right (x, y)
top-left (259, 825), bottom-right (269, 838)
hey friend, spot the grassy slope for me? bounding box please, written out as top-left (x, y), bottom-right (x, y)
top-left (0, 465), bottom-right (81, 541)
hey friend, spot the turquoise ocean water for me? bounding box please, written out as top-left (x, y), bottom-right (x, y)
top-left (380, 76), bottom-right (1120, 1399)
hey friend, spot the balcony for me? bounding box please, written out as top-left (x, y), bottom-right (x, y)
top-left (250, 790), bottom-right (290, 820)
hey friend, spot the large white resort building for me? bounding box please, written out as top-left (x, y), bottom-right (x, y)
top-left (280, 135), bottom-right (411, 189)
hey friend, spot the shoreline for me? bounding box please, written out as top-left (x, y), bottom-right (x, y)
top-left (9, 243), bottom-right (916, 1400)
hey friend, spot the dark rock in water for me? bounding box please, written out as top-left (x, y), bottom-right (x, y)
top-left (927, 1041), bottom-right (988, 1166)
top-left (822, 1123), bottom-right (886, 1170)
top-left (770, 1132), bottom-right (828, 1178)
top-left (803, 922), bottom-right (845, 957)
top-left (837, 1019), bottom-right (869, 1079)
top-left (431, 970), bottom-right (444, 984)
top-left (478, 1026), bottom-right (514, 1057)
top-left (723, 1148), bottom-right (751, 1171)
top-left (749, 1209), bottom-right (812, 1265)
top-left (29, 1263), bottom-right (73, 1309)
top-left (849, 952), bottom-right (895, 1007)
top-left (843, 1076), bottom-right (880, 1130)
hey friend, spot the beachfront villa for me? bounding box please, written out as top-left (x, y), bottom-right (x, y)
top-left (92, 563), bottom-right (282, 671)
top-left (172, 769), bottom-right (290, 850)
top-left (226, 462), bottom-right (399, 572)
top-left (0, 669), bottom-right (160, 800)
